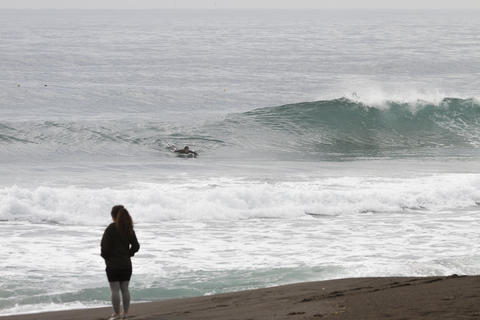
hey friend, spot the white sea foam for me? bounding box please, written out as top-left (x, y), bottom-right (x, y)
top-left (0, 302), bottom-right (107, 316)
top-left (2, 202), bottom-right (480, 316)
top-left (1, 174), bottom-right (480, 225)
top-left (331, 86), bottom-right (475, 109)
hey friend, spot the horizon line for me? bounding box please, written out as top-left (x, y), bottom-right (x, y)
top-left (0, 7), bottom-right (478, 10)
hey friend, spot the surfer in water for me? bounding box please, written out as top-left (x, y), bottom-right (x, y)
top-left (174, 146), bottom-right (198, 157)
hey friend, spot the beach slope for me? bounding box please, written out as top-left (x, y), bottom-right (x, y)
top-left (1, 275), bottom-right (479, 320)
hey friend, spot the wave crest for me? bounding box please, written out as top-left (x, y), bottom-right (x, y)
top-left (223, 97), bottom-right (480, 158)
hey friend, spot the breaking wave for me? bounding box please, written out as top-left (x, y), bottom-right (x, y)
top-left (2, 174), bottom-right (480, 225)
top-left (1, 97), bottom-right (480, 160)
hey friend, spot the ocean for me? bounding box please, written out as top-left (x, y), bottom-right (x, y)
top-left (1, 9), bottom-right (480, 315)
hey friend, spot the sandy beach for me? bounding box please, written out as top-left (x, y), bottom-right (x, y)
top-left (1, 275), bottom-right (478, 320)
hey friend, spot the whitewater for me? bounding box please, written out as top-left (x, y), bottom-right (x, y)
top-left (1, 9), bottom-right (480, 315)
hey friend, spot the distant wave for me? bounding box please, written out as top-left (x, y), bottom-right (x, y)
top-left (1, 97), bottom-right (480, 160)
top-left (223, 97), bottom-right (480, 157)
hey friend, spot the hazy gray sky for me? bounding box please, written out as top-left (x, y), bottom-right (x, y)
top-left (1, 0), bottom-right (479, 9)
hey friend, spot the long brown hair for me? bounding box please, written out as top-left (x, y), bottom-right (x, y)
top-left (111, 205), bottom-right (134, 238)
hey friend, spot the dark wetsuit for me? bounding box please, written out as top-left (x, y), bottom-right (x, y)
top-left (101, 223), bottom-right (140, 282)
top-left (174, 149), bottom-right (198, 156)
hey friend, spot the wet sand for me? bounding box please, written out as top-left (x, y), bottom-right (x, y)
top-left (1, 275), bottom-right (479, 320)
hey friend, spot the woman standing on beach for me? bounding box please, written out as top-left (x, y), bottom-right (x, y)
top-left (101, 205), bottom-right (140, 320)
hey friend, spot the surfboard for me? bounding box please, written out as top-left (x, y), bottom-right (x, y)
top-left (304, 211), bottom-right (338, 218)
top-left (176, 153), bottom-right (196, 158)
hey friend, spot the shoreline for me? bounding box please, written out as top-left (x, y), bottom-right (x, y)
top-left (1, 275), bottom-right (478, 320)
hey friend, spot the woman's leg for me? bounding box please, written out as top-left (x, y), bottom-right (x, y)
top-left (109, 281), bottom-right (121, 315)
top-left (119, 281), bottom-right (130, 315)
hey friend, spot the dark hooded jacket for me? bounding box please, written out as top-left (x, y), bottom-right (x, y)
top-left (101, 223), bottom-right (140, 269)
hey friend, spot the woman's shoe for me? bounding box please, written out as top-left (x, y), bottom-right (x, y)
top-left (108, 313), bottom-right (120, 320)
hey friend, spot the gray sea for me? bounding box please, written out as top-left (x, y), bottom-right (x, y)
top-left (1, 9), bottom-right (480, 315)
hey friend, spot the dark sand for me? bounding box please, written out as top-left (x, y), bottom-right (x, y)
top-left (2, 275), bottom-right (479, 320)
